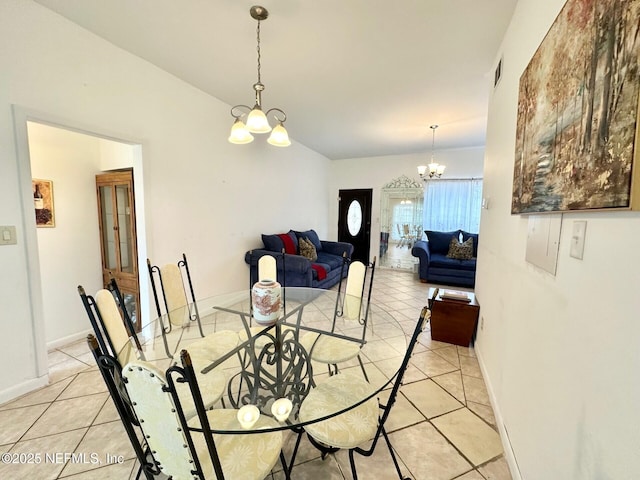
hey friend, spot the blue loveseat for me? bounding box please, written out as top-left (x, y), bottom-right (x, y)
top-left (411, 229), bottom-right (478, 287)
top-left (244, 229), bottom-right (354, 289)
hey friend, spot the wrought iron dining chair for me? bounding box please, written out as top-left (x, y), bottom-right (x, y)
top-left (78, 281), bottom-right (227, 418)
top-left (299, 305), bottom-right (431, 480)
top-left (87, 333), bottom-right (159, 480)
top-left (147, 253), bottom-right (239, 363)
top-left (122, 350), bottom-right (284, 480)
top-left (300, 256), bottom-right (376, 381)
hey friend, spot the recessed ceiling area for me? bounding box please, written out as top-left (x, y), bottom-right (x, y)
top-left (34, 0), bottom-right (517, 160)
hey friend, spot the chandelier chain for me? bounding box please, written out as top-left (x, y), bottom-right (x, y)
top-left (256, 20), bottom-right (262, 85)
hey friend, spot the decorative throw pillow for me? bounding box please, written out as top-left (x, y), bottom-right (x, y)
top-left (446, 237), bottom-right (474, 260)
top-left (299, 236), bottom-right (318, 261)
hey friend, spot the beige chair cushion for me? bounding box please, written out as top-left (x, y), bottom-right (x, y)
top-left (299, 373), bottom-right (378, 449)
top-left (258, 255), bottom-right (277, 282)
top-left (300, 332), bottom-right (361, 364)
top-left (189, 409), bottom-right (282, 480)
top-left (95, 289), bottom-right (135, 365)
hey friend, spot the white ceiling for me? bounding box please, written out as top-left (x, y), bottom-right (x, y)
top-left (34, 0), bottom-right (517, 160)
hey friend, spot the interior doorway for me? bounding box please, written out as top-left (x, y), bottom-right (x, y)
top-left (338, 189), bottom-right (372, 263)
top-left (19, 117), bottom-right (148, 352)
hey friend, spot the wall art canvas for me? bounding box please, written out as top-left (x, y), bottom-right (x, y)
top-left (33, 179), bottom-right (55, 227)
top-left (512, 0), bottom-right (640, 214)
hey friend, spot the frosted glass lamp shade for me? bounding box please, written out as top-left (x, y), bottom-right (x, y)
top-left (428, 162), bottom-right (439, 175)
top-left (436, 164), bottom-right (446, 175)
top-left (267, 123), bottom-right (291, 147)
top-left (246, 107), bottom-right (272, 133)
top-left (228, 119), bottom-right (254, 144)
top-left (417, 165), bottom-right (427, 176)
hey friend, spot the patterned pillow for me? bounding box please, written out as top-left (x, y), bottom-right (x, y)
top-left (446, 237), bottom-right (474, 260)
top-left (299, 237), bottom-right (318, 261)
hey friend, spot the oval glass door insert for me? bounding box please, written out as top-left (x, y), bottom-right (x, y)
top-left (347, 200), bottom-right (363, 236)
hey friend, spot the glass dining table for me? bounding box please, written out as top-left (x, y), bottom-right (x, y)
top-left (122, 287), bottom-right (407, 435)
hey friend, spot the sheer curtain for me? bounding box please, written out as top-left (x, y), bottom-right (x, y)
top-left (422, 179), bottom-right (483, 233)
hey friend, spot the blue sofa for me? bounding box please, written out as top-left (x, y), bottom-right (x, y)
top-left (411, 229), bottom-right (478, 287)
top-left (244, 229), bottom-right (354, 289)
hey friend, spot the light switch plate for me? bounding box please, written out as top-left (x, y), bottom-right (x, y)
top-left (570, 220), bottom-right (587, 259)
top-left (0, 226), bottom-right (17, 245)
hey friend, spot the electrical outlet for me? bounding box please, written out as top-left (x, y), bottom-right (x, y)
top-left (0, 226), bottom-right (17, 245)
top-left (480, 316), bottom-right (485, 331)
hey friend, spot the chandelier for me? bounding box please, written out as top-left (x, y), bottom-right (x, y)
top-left (418, 125), bottom-right (445, 179)
top-left (228, 6), bottom-right (290, 147)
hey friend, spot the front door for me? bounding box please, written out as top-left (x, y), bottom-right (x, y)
top-left (338, 189), bottom-right (372, 263)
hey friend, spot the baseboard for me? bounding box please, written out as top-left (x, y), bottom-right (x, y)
top-left (47, 328), bottom-right (93, 351)
top-left (0, 376), bottom-right (49, 405)
top-left (475, 346), bottom-right (523, 480)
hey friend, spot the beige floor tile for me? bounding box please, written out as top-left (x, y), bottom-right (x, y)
top-left (391, 421), bottom-right (472, 480)
top-left (478, 456), bottom-right (513, 479)
top-left (411, 350), bottom-right (459, 377)
top-left (456, 470), bottom-right (486, 480)
top-left (93, 398), bottom-right (120, 425)
top-left (401, 379), bottom-right (462, 419)
top-left (382, 391), bottom-right (425, 433)
top-left (22, 393), bottom-right (108, 440)
top-left (459, 355), bottom-right (482, 378)
top-left (333, 440), bottom-right (412, 480)
top-left (57, 340), bottom-right (91, 359)
top-left (361, 339), bottom-right (403, 362)
top-left (0, 403), bottom-right (49, 444)
top-left (433, 345), bottom-right (460, 367)
top-left (48, 358), bottom-right (90, 384)
top-left (57, 371), bottom-right (107, 400)
top-left (0, 428), bottom-right (87, 480)
top-left (0, 377), bottom-right (73, 411)
top-left (59, 421), bottom-right (136, 477)
top-left (273, 456), bottom-right (345, 479)
top-left (59, 458), bottom-right (137, 479)
top-left (432, 408), bottom-right (503, 466)
top-left (432, 370), bottom-right (466, 404)
top-left (467, 401), bottom-right (497, 428)
top-left (462, 375), bottom-right (491, 406)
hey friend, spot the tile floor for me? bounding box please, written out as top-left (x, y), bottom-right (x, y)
top-left (0, 269), bottom-right (512, 480)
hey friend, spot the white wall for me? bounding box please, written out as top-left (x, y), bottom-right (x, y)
top-left (0, 0), bottom-right (330, 402)
top-left (329, 148), bottom-right (484, 260)
top-left (477, 0), bottom-right (640, 478)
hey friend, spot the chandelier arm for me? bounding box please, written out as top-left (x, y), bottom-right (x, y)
top-left (265, 108), bottom-right (287, 123)
top-left (230, 105), bottom-right (252, 120)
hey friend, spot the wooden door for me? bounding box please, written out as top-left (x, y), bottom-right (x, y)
top-left (338, 189), bottom-right (372, 263)
top-left (96, 169), bottom-right (140, 329)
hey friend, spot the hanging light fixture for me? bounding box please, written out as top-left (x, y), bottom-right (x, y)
top-left (418, 125), bottom-right (445, 179)
top-left (228, 5), bottom-right (291, 147)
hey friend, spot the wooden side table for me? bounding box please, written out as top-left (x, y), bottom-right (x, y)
top-left (428, 288), bottom-right (480, 347)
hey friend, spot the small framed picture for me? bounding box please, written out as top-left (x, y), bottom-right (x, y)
top-left (32, 179), bottom-right (55, 228)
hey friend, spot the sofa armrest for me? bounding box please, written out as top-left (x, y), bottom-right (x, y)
top-left (411, 240), bottom-right (431, 264)
top-left (320, 241), bottom-right (354, 258)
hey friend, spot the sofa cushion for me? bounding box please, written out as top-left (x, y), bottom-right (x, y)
top-left (316, 251), bottom-right (344, 271)
top-left (446, 237), bottom-right (474, 260)
top-left (299, 237), bottom-right (318, 261)
top-left (262, 231), bottom-right (298, 254)
top-left (293, 229), bottom-right (323, 252)
top-left (461, 231), bottom-right (479, 257)
top-left (425, 230), bottom-right (460, 255)
top-left (429, 253), bottom-right (477, 271)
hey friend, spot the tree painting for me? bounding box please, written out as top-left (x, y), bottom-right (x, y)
top-left (512, 0), bottom-right (640, 214)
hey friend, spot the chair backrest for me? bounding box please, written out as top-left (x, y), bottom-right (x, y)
top-left (78, 284), bottom-right (138, 365)
top-left (123, 351), bottom-right (226, 479)
top-left (148, 254), bottom-right (202, 330)
top-left (122, 360), bottom-right (204, 480)
top-left (335, 256), bottom-right (376, 326)
top-left (87, 334), bottom-right (159, 480)
top-left (258, 254), bottom-right (277, 282)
